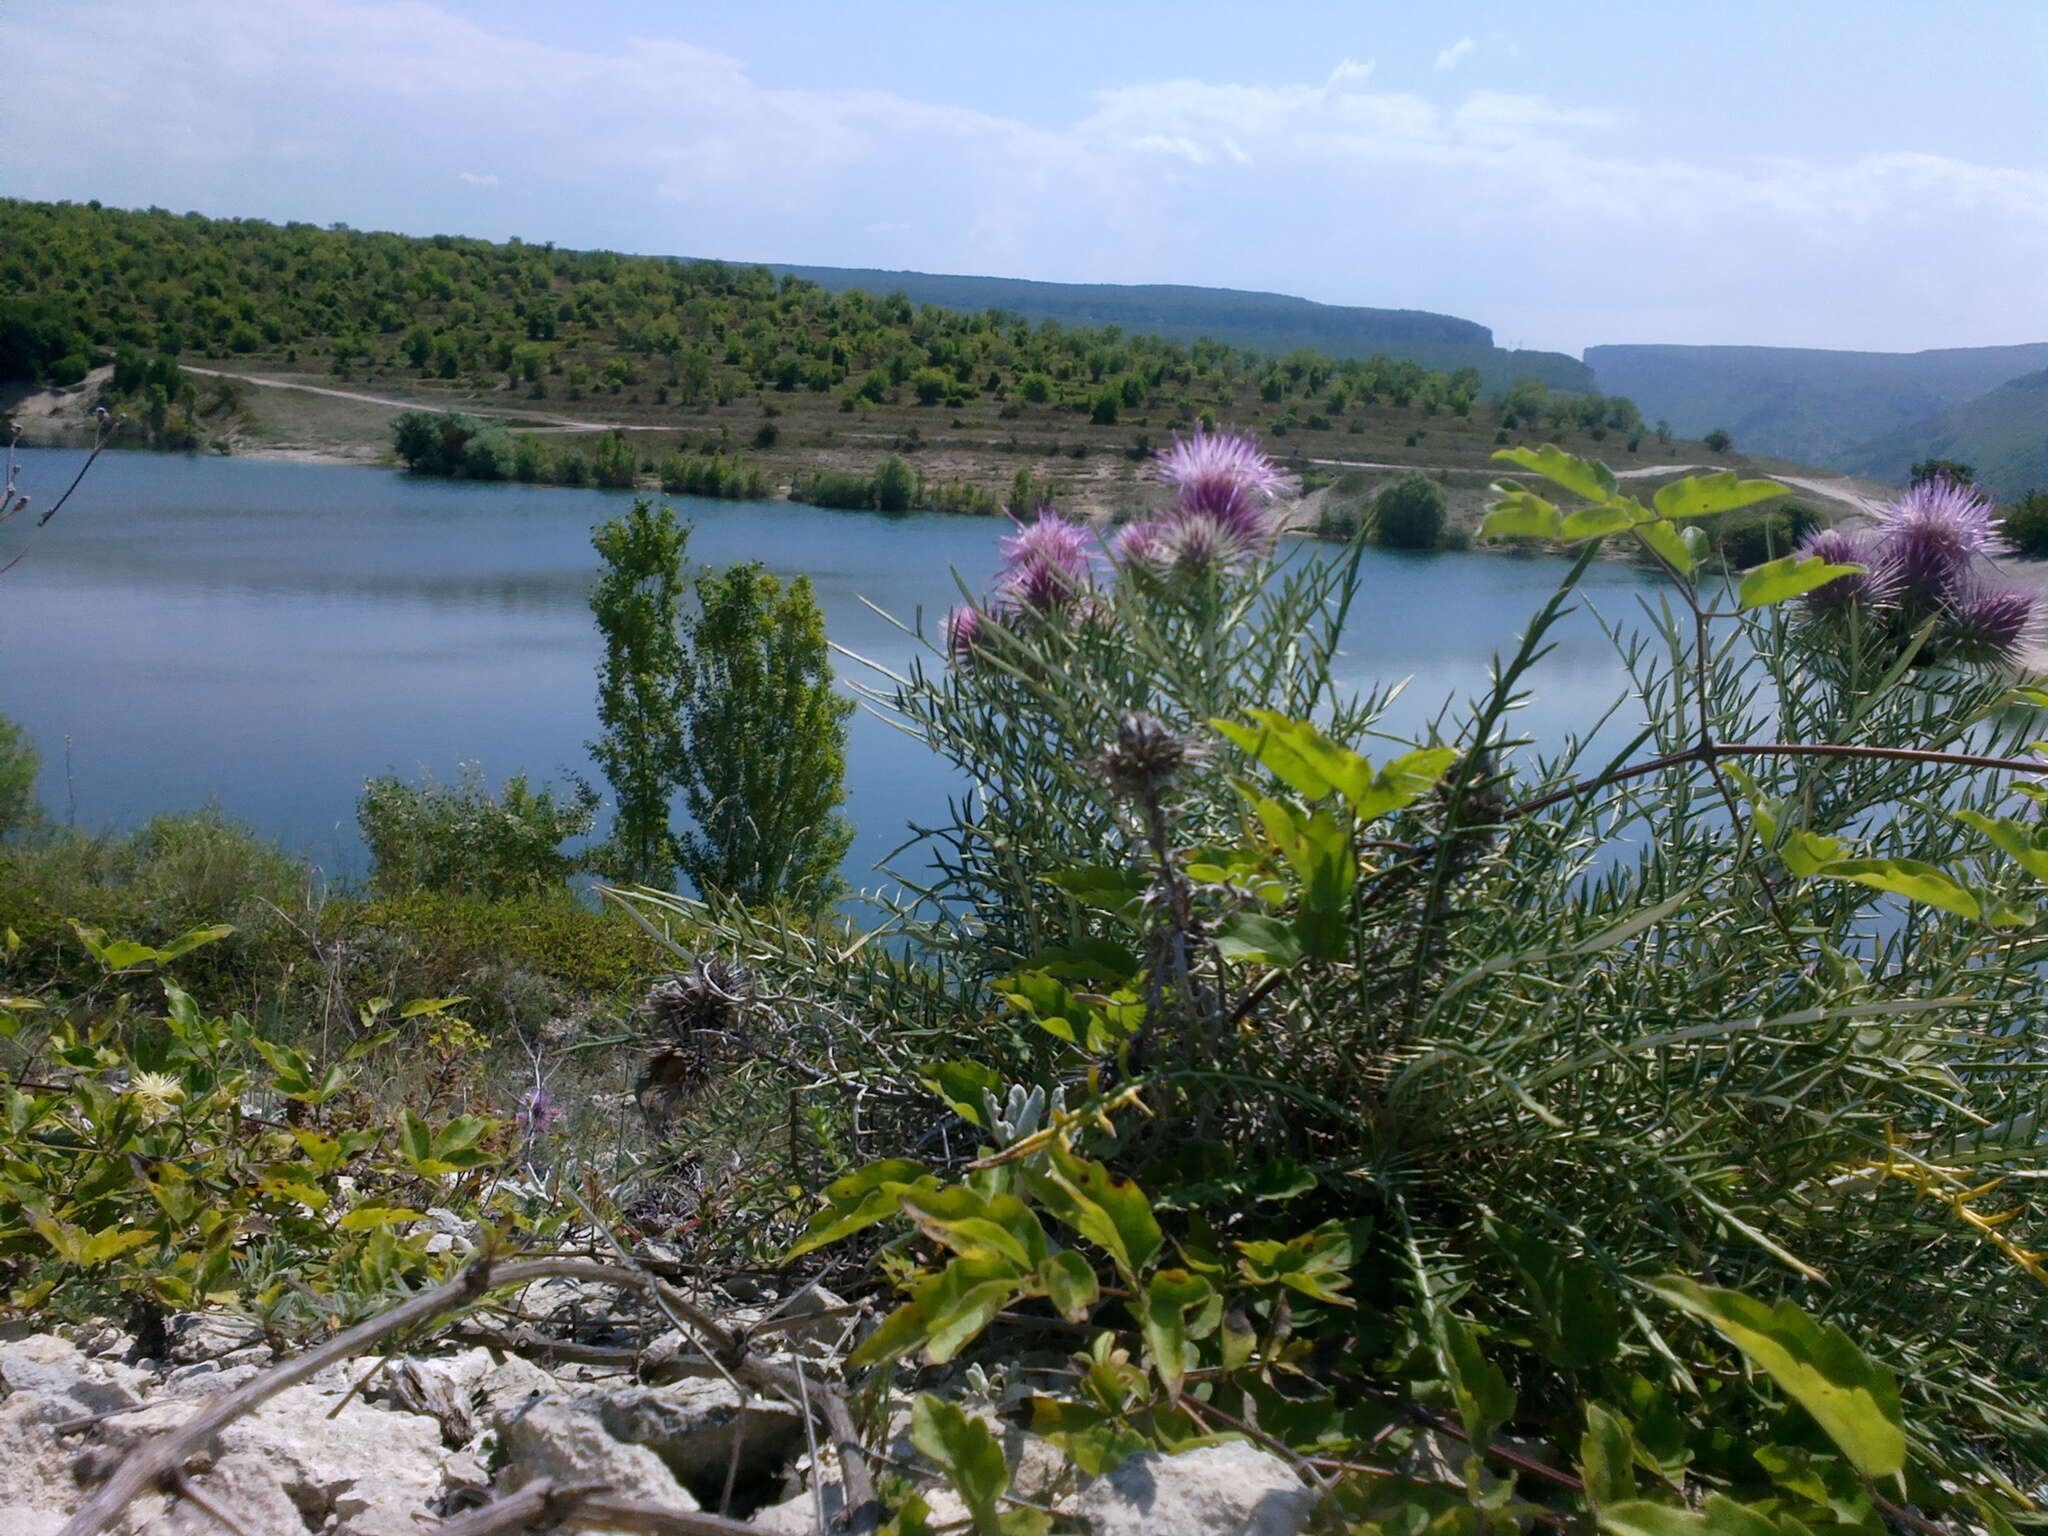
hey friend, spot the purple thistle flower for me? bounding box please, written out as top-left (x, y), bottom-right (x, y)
top-left (1796, 526), bottom-right (1894, 620)
top-left (1110, 516), bottom-right (1171, 567)
top-left (1943, 584), bottom-right (2038, 667)
top-left (1871, 477), bottom-right (2008, 606)
top-left (1152, 427), bottom-right (1283, 556)
top-left (515, 1086), bottom-right (561, 1139)
top-left (998, 505), bottom-right (1094, 612)
top-left (1159, 511), bottom-right (1259, 575)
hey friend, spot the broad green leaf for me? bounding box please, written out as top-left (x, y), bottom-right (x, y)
top-left (1956, 809), bottom-right (2048, 883)
top-left (153, 924), bottom-right (236, 961)
top-left (1030, 1398), bottom-right (1152, 1477)
top-left (1213, 709), bottom-right (1358, 800)
top-left (1634, 515), bottom-right (1699, 576)
top-left (1439, 1312), bottom-right (1514, 1454)
top-left (910, 1393), bottom-right (1011, 1536)
top-left (1040, 1250), bottom-right (1100, 1323)
top-left (337, 1206), bottom-right (427, 1232)
top-left (785, 1158), bottom-right (934, 1259)
top-left (899, 1187), bottom-right (1049, 1271)
top-left (1236, 1220), bottom-right (1360, 1305)
top-left (1028, 1147), bottom-right (1162, 1283)
top-left (257, 1178), bottom-right (331, 1213)
top-left (1559, 503), bottom-right (1638, 541)
top-left (1602, 1496), bottom-right (1799, 1536)
top-left (1045, 865), bottom-right (1148, 915)
top-left (1213, 911), bottom-right (1304, 966)
top-left (1580, 1403), bottom-right (1637, 1507)
top-left (1480, 488), bottom-right (1563, 540)
top-left (847, 1298), bottom-right (932, 1369)
top-left (1780, 830), bottom-right (1847, 877)
top-left (1141, 1269), bottom-right (1220, 1396)
top-left (1647, 1278), bottom-right (1904, 1477)
top-left (400, 995), bottom-right (469, 1018)
top-left (1817, 858), bottom-right (1980, 921)
top-left (1652, 473), bottom-right (1787, 521)
top-left (1348, 746), bottom-right (1459, 824)
top-left (923, 1060), bottom-right (1002, 1127)
top-left (1494, 444), bottom-right (1619, 504)
top-left (916, 1255), bottom-right (1030, 1364)
top-left (1737, 554), bottom-right (1863, 611)
top-left (79, 1227), bottom-right (160, 1265)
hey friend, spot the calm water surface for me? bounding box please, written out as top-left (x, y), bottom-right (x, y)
top-left (0, 448), bottom-right (1666, 894)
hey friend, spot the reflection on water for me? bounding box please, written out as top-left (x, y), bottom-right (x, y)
top-left (0, 447), bottom-right (1667, 893)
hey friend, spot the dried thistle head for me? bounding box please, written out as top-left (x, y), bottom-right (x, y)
top-left (1093, 711), bottom-right (1201, 803)
top-left (633, 955), bottom-right (760, 1137)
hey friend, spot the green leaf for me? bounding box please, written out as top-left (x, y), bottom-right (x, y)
top-left (400, 995), bottom-right (469, 1019)
top-left (1647, 1277), bottom-right (1904, 1478)
top-left (1439, 1312), bottom-right (1515, 1454)
top-left (337, 1206), bottom-right (427, 1232)
top-left (1348, 746), bottom-right (1459, 824)
top-left (1141, 1269), bottom-right (1220, 1396)
top-left (1633, 516), bottom-right (1699, 576)
top-left (1559, 503), bottom-right (1638, 541)
top-left (1026, 1146), bottom-right (1162, 1283)
top-left (1040, 1250), bottom-right (1101, 1323)
top-left (1480, 488), bottom-right (1563, 541)
top-left (1956, 809), bottom-right (2048, 883)
top-left (1651, 472), bottom-right (1787, 521)
top-left (153, 924), bottom-right (236, 961)
top-left (1030, 1398), bottom-right (1152, 1477)
top-left (78, 1227), bottom-right (160, 1265)
top-left (1602, 1496), bottom-right (1799, 1536)
top-left (1494, 444), bottom-right (1619, 504)
top-left (910, 1393), bottom-right (1012, 1536)
top-left (923, 1060), bottom-right (1003, 1127)
top-left (1780, 830), bottom-right (1847, 877)
top-left (1213, 911), bottom-right (1303, 966)
top-left (899, 1187), bottom-right (1049, 1271)
top-left (785, 1158), bottom-right (934, 1259)
top-left (916, 1255), bottom-right (1031, 1362)
top-left (1737, 554), bottom-right (1863, 611)
top-left (1816, 857), bottom-right (1980, 921)
top-left (1580, 1403), bottom-right (1637, 1508)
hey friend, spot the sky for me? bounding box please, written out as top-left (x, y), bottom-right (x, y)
top-left (5, 0), bottom-right (2046, 357)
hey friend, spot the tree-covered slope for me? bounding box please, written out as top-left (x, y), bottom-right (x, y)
top-left (1586, 341), bottom-right (2048, 467)
top-left (1842, 367), bottom-right (2048, 501)
top-left (756, 262), bottom-right (1592, 392)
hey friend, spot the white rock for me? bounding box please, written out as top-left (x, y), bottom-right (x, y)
top-left (477, 1352), bottom-right (562, 1424)
top-left (0, 1394), bottom-right (80, 1518)
top-left (209, 1382), bottom-right (458, 1536)
top-left (498, 1397), bottom-right (700, 1513)
top-left (588, 1379), bottom-right (805, 1498)
top-left (1077, 1442), bottom-right (1317, 1536)
top-left (0, 1334), bottom-right (146, 1420)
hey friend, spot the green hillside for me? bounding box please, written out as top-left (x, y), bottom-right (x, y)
top-left (1585, 341), bottom-right (2048, 467)
top-left (1843, 367), bottom-right (2048, 501)
top-left (757, 262), bottom-right (1592, 392)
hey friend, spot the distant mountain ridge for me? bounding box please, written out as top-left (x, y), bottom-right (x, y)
top-left (1585, 342), bottom-right (2048, 469)
top-left (721, 261), bottom-right (1594, 393)
top-left (1842, 367), bottom-right (2048, 501)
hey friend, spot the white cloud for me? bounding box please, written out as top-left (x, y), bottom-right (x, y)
top-left (1435, 38), bottom-right (1477, 71)
top-left (1, 0), bottom-right (2043, 351)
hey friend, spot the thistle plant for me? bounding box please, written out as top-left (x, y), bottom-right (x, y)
top-left (642, 434), bottom-right (2048, 1530)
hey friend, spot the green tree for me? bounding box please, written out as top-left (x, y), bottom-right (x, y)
top-left (1703, 427), bottom-right (1734, 453)
top-left (1910, 457), bottom-right (1976, 488)
top-left (1373, 471), bottom-right (1448, 549)
top-left (1089, 387), bottom-right (1120, 426)
top-left (589, 500), bottom-right (691, 886)
top-left (874, 454), bottom-right (917, 513)
top-left (591, 429), bottom-right (638, 489)
top-left (677, 563), bottom-right (853, 909)
top-left (0, 715), bottom-right (41, 840)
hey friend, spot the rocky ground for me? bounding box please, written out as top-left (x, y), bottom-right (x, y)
top-left (0, 1266), bottom-right (1317, 1535)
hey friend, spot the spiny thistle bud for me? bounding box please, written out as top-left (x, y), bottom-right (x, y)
top-left (634, 955), bottom-right (759, 1136)
top-left (1093, 711), bottom-right (1199, 803)
top-left (998, 505), bottom-right (1094, 613)
top-left (1797, 526), bottom-right (1896, 619)
top-left (1944, 584), bottom-right (2038, 667)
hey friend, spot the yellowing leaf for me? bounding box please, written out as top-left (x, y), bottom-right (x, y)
top-left (1651, 472), bottom-right (1787, 521)
top-left (337, 1206), bottom-right (428, 1232)
top-left (1738, 554), bottom-right (1863, 611)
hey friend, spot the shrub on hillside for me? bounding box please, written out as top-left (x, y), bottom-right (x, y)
top-left (2002, 489), bottom-right (2048, 558)
top-left (357, 764), bottom-right (597, 901)
top-left (1372, 469), bottom-right (1448, 548)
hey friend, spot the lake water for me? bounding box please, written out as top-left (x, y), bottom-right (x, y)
top-left (0, 447), bottom-right (1665, 895)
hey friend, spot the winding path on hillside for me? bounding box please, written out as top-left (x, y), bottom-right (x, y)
top-left (179, 366), bottom-right (669, 433)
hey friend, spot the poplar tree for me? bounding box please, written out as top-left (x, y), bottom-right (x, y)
top-left (588, 499), bottom-right (689, 886)
top-left (677, 563), bottom-right (853, 910)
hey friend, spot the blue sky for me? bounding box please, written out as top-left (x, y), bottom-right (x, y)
top-left (6, 0), bottom-right (2045, 355)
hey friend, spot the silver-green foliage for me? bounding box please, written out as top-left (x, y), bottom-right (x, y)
top-left (356, 763), bottom-right (598, 900)
top-left (0, 713), bottom-right (40, 840)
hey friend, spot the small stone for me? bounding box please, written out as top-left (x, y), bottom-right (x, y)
top-left (498, 1397), bottom-right (701, 1515)
top-left (0, 1335), bottom-right (146, 1420)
